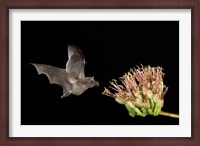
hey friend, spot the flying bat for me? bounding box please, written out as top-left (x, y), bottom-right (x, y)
top-left (31, 45), bottom-right (99, 98)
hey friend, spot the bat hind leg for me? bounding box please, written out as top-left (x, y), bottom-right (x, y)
top-left (61, 90), bottom-right (71, 98)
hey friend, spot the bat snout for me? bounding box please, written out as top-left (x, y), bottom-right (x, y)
top-left (95, 81), bottom-right (99, 86)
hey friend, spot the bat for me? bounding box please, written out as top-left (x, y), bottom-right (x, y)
top-left (31, 45), bottom-right (99, 98)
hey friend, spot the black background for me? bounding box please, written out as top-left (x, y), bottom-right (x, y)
top-left (21, 21), bottom-right (179, 125)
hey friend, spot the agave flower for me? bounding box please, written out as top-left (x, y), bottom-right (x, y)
top-left (103, 65), bottom-right (179, 118)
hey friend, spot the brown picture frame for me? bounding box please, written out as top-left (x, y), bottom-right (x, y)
top-left (0, 0), bottom-right (199, 145)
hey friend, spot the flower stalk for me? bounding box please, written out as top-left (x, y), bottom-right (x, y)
top-left (102, 65), bottom-right (179, 118)
top-left (159, 111), bottom-right (179, 118)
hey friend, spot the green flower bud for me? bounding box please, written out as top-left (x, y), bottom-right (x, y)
top-left (115, 97), bottom-right (125, 105)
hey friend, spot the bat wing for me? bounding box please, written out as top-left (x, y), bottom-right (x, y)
top-left (66, 45), bottom-right (86, 79)
top-left (31, 63), bottom-right (74, 97)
